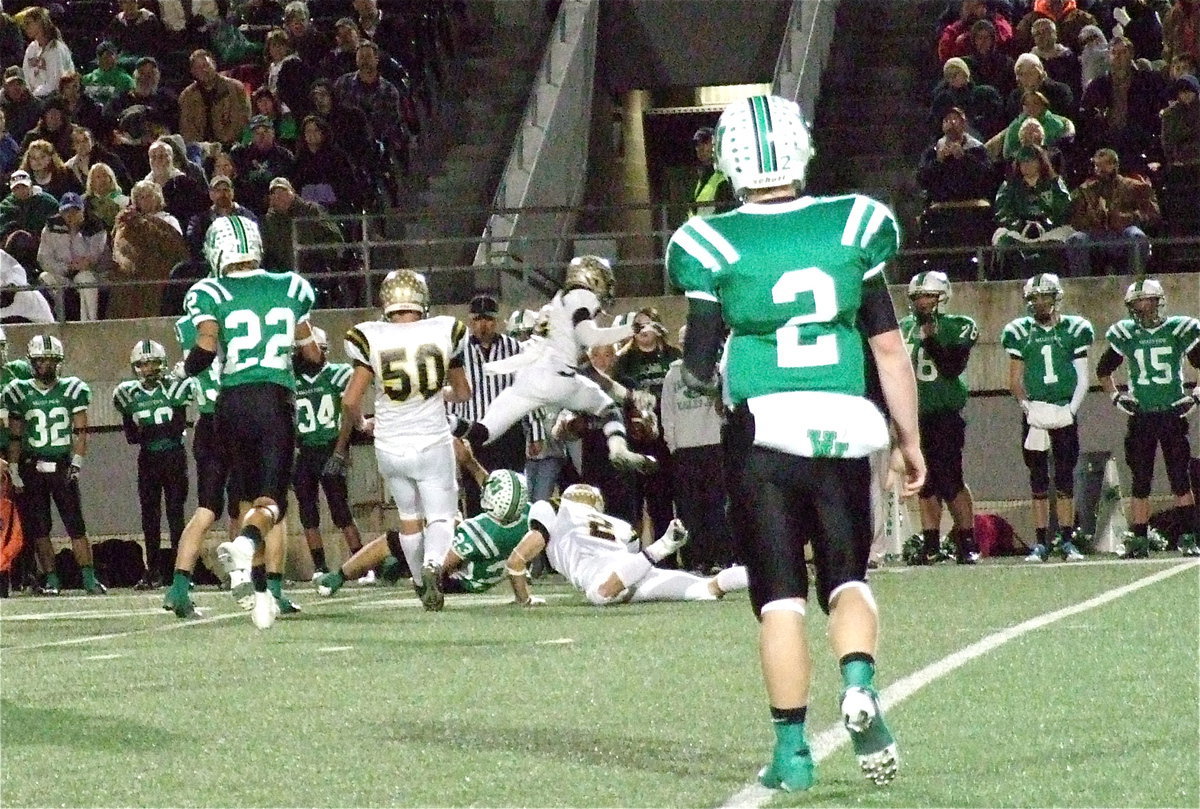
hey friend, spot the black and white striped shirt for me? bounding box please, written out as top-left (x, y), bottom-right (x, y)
top-left (450, 334), bottom-right (546, 440)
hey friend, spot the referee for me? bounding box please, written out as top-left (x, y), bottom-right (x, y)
top-left (451, 295), bottom-right (544, 517)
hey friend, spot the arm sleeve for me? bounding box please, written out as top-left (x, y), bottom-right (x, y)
top-left (923, 338), bottom-right (971, 378)
top-left (681, 297), bottom-right (725, 383)
top-left (1096, 346), bottom-right (1124, 378)
top-left (121, 414), bottom-right (140, 445)
top-left (857, 282), bottom-right (900, 338)
top-left (1070, 356), bottom-right (1090, 414)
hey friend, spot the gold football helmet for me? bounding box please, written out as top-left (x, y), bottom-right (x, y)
top-left (379, 269), bottom-right (430, 316)
top-left (564, 255), bottom-right (616, 308)
top-left (561, 483), bottom-right (604, 514)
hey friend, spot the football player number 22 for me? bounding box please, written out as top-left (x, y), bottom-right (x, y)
top-left (224, 307), bottom-right (297, 373)
top-left (773, 268), bottom-right (838, 368)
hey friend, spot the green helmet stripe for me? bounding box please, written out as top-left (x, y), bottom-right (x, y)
top-left (749, 96), bottom-right (776, 174)
top-left (228, 215), bottom-right (250, 253)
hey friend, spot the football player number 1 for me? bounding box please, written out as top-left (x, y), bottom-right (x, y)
top-left (772, 268), bottom-right (838, 368)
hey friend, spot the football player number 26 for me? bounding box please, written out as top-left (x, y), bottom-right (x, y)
top-left (772, 268), bottom-right (838, 368)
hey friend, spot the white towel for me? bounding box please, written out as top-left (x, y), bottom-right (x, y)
top-left (1026, 401), bottom-right (1073, 430)
top-left (1024, 426), bottom-right (1051, 452)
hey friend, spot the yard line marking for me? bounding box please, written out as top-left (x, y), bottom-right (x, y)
top-left (351, 592), bottom-right (572, 610)
top-left (83, 653), bottom-right (123, 661)
top-left (535, 637), bottom-right (575, 645)
top-left (719, 559), bottom-right (1199, 808)
top-left (3, 591), bottom-right (384, 653)
top-left (317, 646), bottom-right (354, 653)
top-left (2, 608), bottom-right (174, 621)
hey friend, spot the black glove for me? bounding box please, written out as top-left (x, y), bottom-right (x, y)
top-left (322, 451), bottom-right (348, 478)
top-left (1169, 393), bottom-right (1199, 419)
top-left (1111, 391), bottom-right (1139, 416)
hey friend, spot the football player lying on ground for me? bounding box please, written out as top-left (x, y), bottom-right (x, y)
top-left (505, 482), bottom-right (749, 607)
top-left (315, 439), bottom-right (532, 601)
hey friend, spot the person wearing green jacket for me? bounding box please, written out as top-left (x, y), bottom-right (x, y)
top-left (0, 169), bottom-right (58, 243)
top-left (990, 145), bottom-right (1075, 278)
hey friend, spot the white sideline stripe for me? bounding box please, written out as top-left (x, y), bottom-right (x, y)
top-left (719, 560), bottom-right (1199, 808)
top-left (4, 591), bottom-right (382, 652)
top-left (351, 592), bottom-right (572, 610)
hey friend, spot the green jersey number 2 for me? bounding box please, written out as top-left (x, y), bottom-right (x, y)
top-left (225, 307), bottom-right (296, 375)
top-left (772, 268), bottom-right (838, 368)
top-left (26, 406), bottom-right (72, 449)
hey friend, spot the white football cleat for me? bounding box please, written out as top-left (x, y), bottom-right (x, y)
top-left (251, 591), bottom-right (278, 630)
top-left (357, 570), bottom-right (377, 586)
top-left (216, 537), bottom-right (255, 605)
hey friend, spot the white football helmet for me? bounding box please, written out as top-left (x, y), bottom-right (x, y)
top-left (310, 325), bottom-right (329, 352)
top-left (130, 339), bottom-right (167, 380)
top-left (505, 308), bottom-right (540, 339)
top-left (203, 214), bottom-right (263, 276)
top-left (379, 269), bottom-right (429, 316)
top-left (1023, 272), bottom-right (1063, 317)
top-left (561, 482), bottom-right (604, 514)
top-left (1124, 278), bottom-right (1165, 327)
top-left (716, 94), bottom-right (814, 195)
top-left (479, 469), bottom-right (528, 525)
top-left (908, 271), bottom-right (952, 309)
top-left (564, 255), bottom-right (616, 308)
top-left (27, 334), bottom-right (64, 360)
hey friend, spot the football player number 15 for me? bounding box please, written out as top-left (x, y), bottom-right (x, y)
top-left (773, 268), bottom-right (838, 368)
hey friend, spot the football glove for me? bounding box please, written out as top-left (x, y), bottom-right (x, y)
top-left (1169, 392), bottom-right (1199, 418)
top-left (1111, 391), bottom-right (1140, 416)
top-left (8, 466), bottom-right (22, 492)
top-left (67, 454), bottom-right (83, 483)
top-left (322, 452), bottom-right (348, 478)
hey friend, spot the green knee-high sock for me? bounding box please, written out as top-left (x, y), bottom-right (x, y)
top-left (267, 572), bottom-right (283, 600)
top-left (840, 652), bottom-right (876, 690)
top-left (81, 565), bottom-right (98, 588)
top-left (770, 706), bottom-right (809, 754)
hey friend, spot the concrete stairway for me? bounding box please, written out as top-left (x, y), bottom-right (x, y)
top-left (397, 5), bottom-right (543, 304)
top-left (806, 0), bottom-right (945, 243)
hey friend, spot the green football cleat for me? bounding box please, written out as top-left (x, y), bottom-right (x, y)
top-left (1177, 534), bottom-right (1199, 557)
top-left (758, 748), bottom-right (815, 792)
top-left (1121, 533), bottom-right (1150, 559)
top-left (841, 686), bottom-right (899, 786)
top-left (84, 580), bottom-right (108, 595)
top-left (315, 571), bottom-right (344, 597)
top-left (276, 597), bottom-right (302, 615)
top-left (380, 555), bottom-right (404, 584)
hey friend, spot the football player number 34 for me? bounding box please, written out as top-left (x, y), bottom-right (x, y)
top-left (773, 268), bottom-right (838, 368)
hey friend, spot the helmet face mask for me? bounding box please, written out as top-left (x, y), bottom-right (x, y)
top-left (1124, 279), bottom-right (1165, 328)
top-left (479, 469), bottom-right (528, 525)
top-left (130, 339), bottom-right (167, 383)
top-left (564, 255), bottom-right (616, 309)
top-left (716, 94), bottom-right (813, 197)
top-left (908, 271), bottom-right (951, 322)
top-left (561, 482), bottom-right (604, 514)
top-left (379, 270), bottom-right (429, 317)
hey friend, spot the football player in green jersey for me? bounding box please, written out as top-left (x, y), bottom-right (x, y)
top-left (162, 314), bottom-right (245, 619)
top-left (1001, 273), bottom-right (1094, 562)
top-left (291, 326), bottom-right (363, 578)
top-left (899, 271), bottom-right (980, 565)
top-left (315, 446), bottom-right (532, 600)
top-left (184, 214), bottom-right (320, 629)
top-left (113, 340), bottom-right (193, 589)
top-left (0, 325), bottom-right (32, 596)
top-left (3, 335), bottom-right (105, 595)
top-left (1096, 279), bottom-right (1200, 557)
top-left (668, 94), bottom-right (924, 793)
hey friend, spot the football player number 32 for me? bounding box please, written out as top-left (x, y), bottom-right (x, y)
top-left (772, 268), bottom-right (838, 368)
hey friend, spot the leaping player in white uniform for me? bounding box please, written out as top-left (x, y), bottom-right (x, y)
top-left (451, 256), bottom-right (656, 474)
top-left (326, 269), bottom-right (471, 611)
top-left (503, 483), bottom-right (749, 607)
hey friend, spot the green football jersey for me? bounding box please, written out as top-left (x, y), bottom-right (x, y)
top-left (184, 269), bottom-right (316, 391)
top-left (1001, 314), bottom-right (1094, 406)
top-left (1105, 315), bottom-right (1200, 412)
top-left (450, 505), bottom-right (531, 593)
top-left (667, 194), bottom-right (899, 404)
top-left (2, 376), bottom-right (90, 459)
top-left (0, 358), bottom-right (32, 451)
top-left (295, 362), bottom-right (352, 447)
top-left (112, 377), bottom-right (194, 452)
top-left (898, 312), bottom-right (977, 414)
top-left (175, 314), bottom-right (220, 415)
